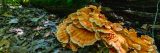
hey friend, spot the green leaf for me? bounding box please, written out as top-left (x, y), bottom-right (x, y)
top-left (0, 39), bottom-right (10, 48)
top-left (2, 12), bottom-right (14, 17)
top-left (30, 18), bottom-right (41, 22)
top-left (9, 18), bottom-right (19, 23)
top-left (0, 28), bottom-right (7, 36)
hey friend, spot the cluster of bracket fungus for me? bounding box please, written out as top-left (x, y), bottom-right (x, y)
top-left (55, 5), bottom-right (157, 53)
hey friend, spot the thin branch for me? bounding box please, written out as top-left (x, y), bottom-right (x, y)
top-left (152, 0), bottom-right (160, 41)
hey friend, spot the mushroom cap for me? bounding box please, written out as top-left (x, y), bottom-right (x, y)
top-left (95, 27), bottom-right (113, 33)
top-left (111, 23), bottom-right (123, 31)
top-left (66, 24), bottom-right (97, 47)
top-left (77, 5), bottom-right (101, 14)
top-left (100, 32), bottom-right (127, 53)
top-left (77, 12), bottom-right (94, 31)
top-left (99, 28), bottom-right (130, 53)
top-left (89, 13), bottom-right (107, 27)
top-left (66, 42), bottom-right (79, 51)
top-left (56, 23), bottom-right (69, 43)
top-left (72, 20), bottom-right (84, 28)
top-left (63, 16), bottom-right (72, 24)
top-left (140, 35), bottom-right (154, 45)
top-left (67, 13), bottom-right (84, 28)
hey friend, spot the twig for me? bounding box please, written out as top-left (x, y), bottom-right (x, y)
top-left (152, 0), bottom-right (160, 42)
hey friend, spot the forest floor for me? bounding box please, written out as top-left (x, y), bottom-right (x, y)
top-left (0, 7), bottom-right (68, 53)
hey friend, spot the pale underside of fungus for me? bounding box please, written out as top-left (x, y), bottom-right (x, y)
top-left (55, 5), bottom-right (157, 53)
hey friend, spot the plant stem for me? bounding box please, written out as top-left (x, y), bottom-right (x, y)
top-left (152, 0), bottom-right (160, 41)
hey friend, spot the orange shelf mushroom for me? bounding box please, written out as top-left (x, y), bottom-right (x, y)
top-left (56, 22), bottom-right (69, 44)
top-left (55, 5), bottom-right (157, 53)
top-left (66, 24), bottom-right (97, 47)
